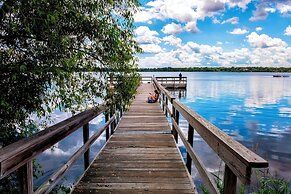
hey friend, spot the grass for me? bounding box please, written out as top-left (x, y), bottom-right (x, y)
top-left (200, 170), bottom-right (290, 194)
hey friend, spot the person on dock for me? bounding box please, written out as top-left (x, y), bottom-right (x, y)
top-left (147, 90), bottom-right (159, 103)
top-left (179, 73), bottom-right (182, 80)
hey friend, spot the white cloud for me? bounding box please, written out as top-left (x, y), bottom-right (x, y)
top-left (284, 26), bottom-right (291, 36)
top-left (229, 28), bottom-right (249, 35)
top-left (134, 9), bottom-right (154, 23)
top-left (136, 0), bottom-right (254, 34)
top-left (140, 44), bottom-right (163, 53)
top-left (277, 3), bottom-right (291, 14)
top-left (250, 2), bottom-right (291, 21)
top-left (138, 33), bottom-right (291, 68)
top-left (221, 17), bottom-right (239, 24)
top-left (225, 0), bottom-right (251, 9)
top-left (134, 26), bottom-right (160, 44)
top-left (255, 27), bottom-right (263, 31)
top-left (265, 7), bottom-right (276, 13)
top-left (162, 23), bottom-right (183, 35)
top-left (247, 32), bottom-right (287, 48)
top-left (212, 18), bottom-right (221, 24)
top-left (217, 41), bottom-right (223, 45)
top-left (162, 35), bottom-right (182, 46)
top-left (184, 21), bottom-right (200, 33)
top-left (250, 4), bottom-right (268, 21)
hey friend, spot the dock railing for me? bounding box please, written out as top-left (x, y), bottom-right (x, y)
top-left (141, 76), bottom-right (152, 83)
top-left (152, 77), bottom-right (268, 194)
top-left (156, 76), bottom-right (187, 84)
top-left (0, 102), bottom-right (121, 194)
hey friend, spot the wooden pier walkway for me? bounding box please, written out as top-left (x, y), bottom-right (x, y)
top-left (73, 83), bottom-right (196, 193)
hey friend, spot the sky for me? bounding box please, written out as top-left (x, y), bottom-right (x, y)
top-left (133, 0), bottom-right (291, 68)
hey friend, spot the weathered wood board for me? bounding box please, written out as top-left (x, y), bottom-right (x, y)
top-left (72, 83), bottom-right (196, 194)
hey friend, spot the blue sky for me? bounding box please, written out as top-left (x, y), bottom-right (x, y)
top-left (133, 0), bottom-right (291, 68)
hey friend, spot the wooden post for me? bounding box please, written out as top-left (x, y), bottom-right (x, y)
top-left (186, 124), bottom-right (194, 173)
top-left (162, 93), bottom-right (165, 112)
top-left (223, 164), bottom-right (237, 194)
top-left (19, 161), bottom-right (33, 194)
top-left (83, 123), bottom-right (90, 170)
top-left (120, 107), bottom-right (123, 118)
top-left (172, 108), bottom-right (179, 143)
top-left (110, 107), bottom-right (115, 135)
top-left (165, 96), bottom-right (168, 117)
top-left (105, 113), bottom-right (109, 141)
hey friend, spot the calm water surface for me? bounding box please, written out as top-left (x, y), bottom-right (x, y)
top-left (142, 72), bottom-right (291, 184)
top-left (35, 72), bottom-right (291, 189)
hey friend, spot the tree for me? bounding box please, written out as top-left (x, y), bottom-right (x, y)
top-left (1, 0), bottom-right (141, 145)
top-left (1, 0), bottom-right (141, 191)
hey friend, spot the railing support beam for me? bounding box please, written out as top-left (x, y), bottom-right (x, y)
top-left (83, 123), bottom-right (90, 170)
top-left (19, 161), bottom-right (33, 194)
top-left (110, 107), bottom-right (115, 135)
top-left (223, 164), bottom-right (237, 194)
top-left (186, 124), bottom-right (194, 173)
top-left (105, 113), bottom-right (109, 141)
top-left (172, 108), bottom-right (179, 143)
top-left (165, 96), bottom-right (168, 117)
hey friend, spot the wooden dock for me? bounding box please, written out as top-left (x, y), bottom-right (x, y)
top-left (73, 83), bottom-right (196, 193)
top-left (0, 76), bottom-right (268, 194)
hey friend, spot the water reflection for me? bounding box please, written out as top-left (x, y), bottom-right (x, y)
top-left (34, 114), bottom-right (107, 189)
top-left (172, 72), bottom-right (291, 182)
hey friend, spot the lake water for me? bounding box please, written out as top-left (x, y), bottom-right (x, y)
top-left (142, 71), bottom-right (291, 184)
top-left (35, 72), bottom-right (291, 190)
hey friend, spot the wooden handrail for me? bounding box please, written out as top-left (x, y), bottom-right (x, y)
top-left (0, 103), bottom-right (108, 179)
top-left (35, 116), bottom-right (116, 194)
top-left (152, 77), bottom-right (268, 193)
top-left (0, 102), bottom-right (122, 193)
top-left (171, 117), bottom-right (220, 194)
top-left (152, 78), bottom-right (175, 103)
top-left (173, 100), bottom-right (268, 183)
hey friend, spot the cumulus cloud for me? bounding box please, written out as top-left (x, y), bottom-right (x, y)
top-left (277, 3), bottom-right (291, 15)
top-left (134, 10), bottom-right (154, 23)
top-left (226, 0), bottom-right (252, 9)
top-left (250, 1), bottom-right (291, 21)
top-left (229, 28), bottom-right (249, 35)
top-left (138, 32), bottom-right (291, 68)
top-left (140, 44), bottom-right (163, 53)
top-left (162, 35), bottom-right (182, 46)
top-left (134, 26), bottom-right (163, 54)
top-left (221, 17), bottom-right (239, 24)
top-left (246, 32), bottom-right (287, 48)
top-left (134, 26), bottom-right (160, 44)
top-left (162, 23), bottom-right (183, 35)
top-left (256, 27), bottom-right (263, 31)
top-left (284, 25), bottom-right (291, 36)
top-left (184, 21), bottom-right (200, 33)
top-left (135, 0), bottom-right (254, 33)
top-left (250, 4), bottom-right (268, 21)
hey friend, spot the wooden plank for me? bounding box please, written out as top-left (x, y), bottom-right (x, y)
top-left (75, 182), bottom-right (194, 190)
top-left (74, 189), bottom-right (195, 194)
top-left (72, 83), bottom-right (196, 194)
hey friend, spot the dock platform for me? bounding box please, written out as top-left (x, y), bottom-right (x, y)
top-left (72, 83), bottom-right (196, 193)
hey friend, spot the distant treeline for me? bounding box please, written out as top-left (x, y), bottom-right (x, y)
top-left (139, 67), bottom-right (291, 72)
